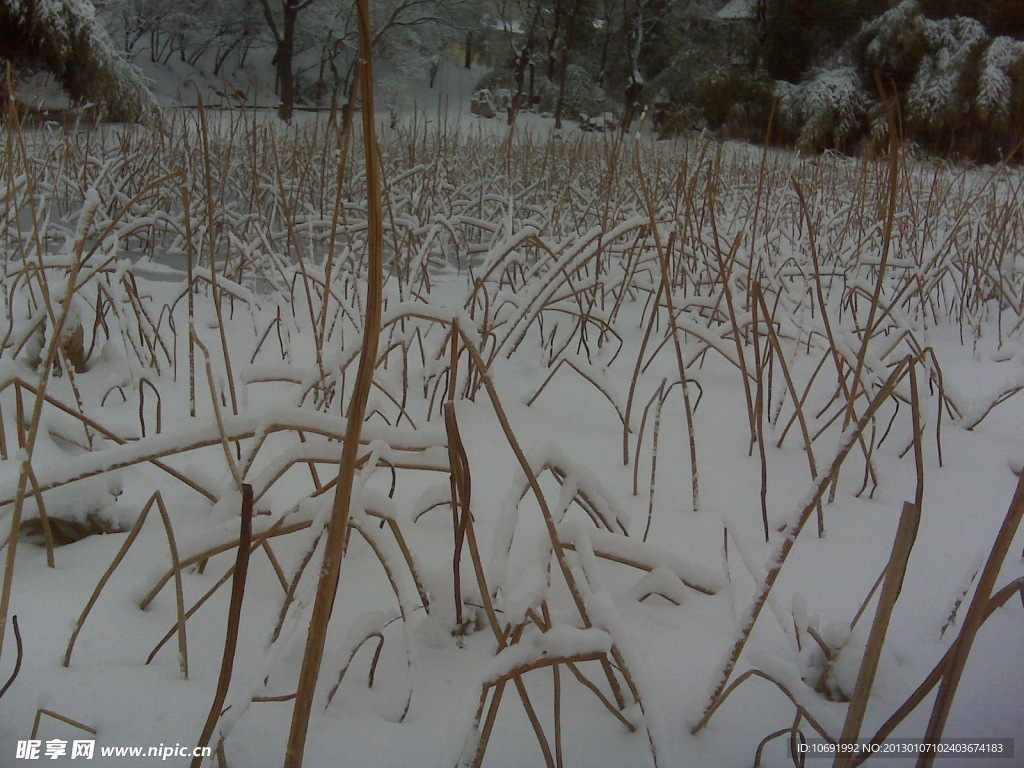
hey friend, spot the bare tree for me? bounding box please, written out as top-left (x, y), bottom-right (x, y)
top-left (255, 0), bottom-right (468, 121)
top-left (256, 0), bottom-right (313, 120)
top-left (494, 0), bottom-right (545, 124)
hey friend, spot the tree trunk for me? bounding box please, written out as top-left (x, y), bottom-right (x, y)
top-left (546, 2), bottom-right (562, 80)
top-left (554, 48), bottom-right (568, 129)
top-left (621, 80), bottom-right (643, 134)
top-left (464, 32), bottom-right (472, 69)
top-left (598, 9), bottom-right (611, 85)
top-left (507, 0), bottom-right (543, 126)
top-left (508, 47), bottom-right (531, 125)
top-left (277, 3), bottom-right (297, 121)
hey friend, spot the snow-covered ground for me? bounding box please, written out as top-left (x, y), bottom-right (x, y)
top-left (0, 91), bottom-right (1021, 768)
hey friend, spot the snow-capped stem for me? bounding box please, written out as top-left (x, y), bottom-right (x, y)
top-left (705, 166), bottom-right (757, 454)
top-left (846, 478), bottom-right (1024, 767)
top-left (445, 400), bottom-right (502, 641)
top-left (753, 285), bottom-right (824, 536)
top-left (284, 1), bottom-right (384, 764)
top-left (189, 326), bottom-right (242, 488)
top-left (792, 180), bottom-right (877, 501)
top-left (844, 119), bottom-right (901, 433)
top-left (457, 329), bottom-right (644, 738)
top-left (317, 68), bottom-right (361, 364)
top-left (624, 281), bottom-right (663, 466)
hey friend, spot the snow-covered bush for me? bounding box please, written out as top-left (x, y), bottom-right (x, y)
top-left (475, 64), bottom-right (606, 122)
top-left (905, 15), bottom-right (987, 131)
top-left (0, 0), bottom-right (158, 121)
top-left (474, 65), bottom-right (522, 107)
top-left (557, 64), bottom-right (609, 122)
top-left (776, 67), bottom-right (872, 152)
top-left (698, 67), bottom-right (775, 140)
top-left (855, 0), bottom-right (1024, 158)
top-left (860, 0), bottom-right (930, 83)
top-left (977, 36), bottom-right (1024, 123)
top-left (654, 62), bottom-right (773, 140)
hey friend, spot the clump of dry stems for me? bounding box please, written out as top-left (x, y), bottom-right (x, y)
top-left (1, 59), bottom-right (1022, 768)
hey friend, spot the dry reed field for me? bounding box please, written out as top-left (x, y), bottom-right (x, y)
top-left (0, 99), bottom-right (1022, 767)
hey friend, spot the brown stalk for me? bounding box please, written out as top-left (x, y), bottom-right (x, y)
top-left (31, 709), bottom-right (97, 739)
top-left (622, 278), bottom-right (660, 466)
top-left (446, 319), bottom-right (468, 628)
top-left (24, 464), bottom-right (54, 567)
top-left (553, 658), bottom-right (564, 768)
top-left (193, 484), bottom-right (253, 766)
top-left (181, 178), bottom-right (197, 417)
top-left (0, 615), bottom-right (22, 698)
top-left (450, 421), bottom-right (556, 768)
top-left (751, 282), bottom-right (769, 541)
top-left (838, 126), bottom-right (900, 497)
top-left (145, 532), bottom-right (261, 666)
top-left (143, 517), bottom-right (307, 611)
top-left (834, 501), bottom-right (920, 768)
top-left (190, 327), bottom-right (242, 488)
top-left (644, 385), bottom-right (666, 541)
top-left (0, 197), bottom-right (98, 659)
top-left (697, 668), bottom-right (836, 745)
top-left (525, 357), bottom-right (628, 428)
top-left (850, 529), bottom-right (1024, 767)
top-left (283, 0), bottom-right (385, 762)
top-left (633, 379), bottom-right (667, 496)
top-left (458, 327), bottom-right (652, 733)
top-left (196, 97), bottom-right (239, 421)
top-left (64, 491), bottom-right (188, 678)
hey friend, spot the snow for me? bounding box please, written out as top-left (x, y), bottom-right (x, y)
top-left (776, 67), bottom-right (870, 152)
top-left (0, 74), bottom-right (1023, 768)
top-left (977, 37), bottom-right (1024, 120)
top-left (717, 0), bottom-right (756, 22)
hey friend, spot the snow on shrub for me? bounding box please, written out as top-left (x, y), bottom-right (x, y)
top-left (855, 0), bottom-right (1024, 156)
top-left (906, 15), bottom-right (987, 130)
top-left (859, 0), bottom-right (990, 131)
top-left (0, 0), bottom-right (158, 121)
top-left (776, 67), bottom-right (871, 152)
top-left (977, 36), bottom-right (1024, 122)
top-left (474, 63), bottom-right (606, 122)
top-left (861, 0), bottom-right (929, 81)
top-left (557, 64), bottom-right (608, 122)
